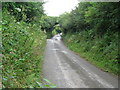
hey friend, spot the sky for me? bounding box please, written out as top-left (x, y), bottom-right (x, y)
top-left (43, 0), bottom-right (79, 16)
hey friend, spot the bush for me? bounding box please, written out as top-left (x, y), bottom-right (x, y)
top-left (2, 10), bottom-right (47, 88)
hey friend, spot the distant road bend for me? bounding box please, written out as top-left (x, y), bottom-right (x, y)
top-left (43, 39), bottom-right (118, 88)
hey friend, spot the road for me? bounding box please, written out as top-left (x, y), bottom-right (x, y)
top-left (43, 39), bottom-right (118, 88)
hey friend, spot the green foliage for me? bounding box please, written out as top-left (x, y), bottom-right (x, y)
top-left (40, 15), bottom-right (58, 38)
top-left (63, 31), bottom-right (118, 75)
top-left (2, 2), bottom-right (57, 88)
top-left (2, 10), bottom-right (48, 88)
top-left (40, 15), bottom-right (57, 31)
top-left (52, 24), bottom-right (61, 35)
top-left (2, 2), bottom-right (44, 23)
top-left (60, 2), bottom-right (119, 75)
top-left (58, 12), bottom-right (74, 33)
top-left (59, 2), bottom-right (119, 35)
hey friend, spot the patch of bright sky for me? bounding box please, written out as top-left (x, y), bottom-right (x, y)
top-left (43, 0), bottom-right (79, 16)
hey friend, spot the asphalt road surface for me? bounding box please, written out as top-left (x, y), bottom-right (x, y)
top-left (43, 39), bottom-right (118, 88)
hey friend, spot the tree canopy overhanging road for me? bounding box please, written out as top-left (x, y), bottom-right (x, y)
top-left (2, 2), bottom-right (119, 88)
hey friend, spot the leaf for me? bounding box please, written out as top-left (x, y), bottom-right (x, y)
top-left (29, 85), bottom-right (34, 88)
top-left (43, 78), bottom-right (51, 84)
top-left (36, 81), bottom-right (44, 88)
top-left (50, 85), bottom-right (57, 88)
top-left (25, 74), bottom-right (35, 84)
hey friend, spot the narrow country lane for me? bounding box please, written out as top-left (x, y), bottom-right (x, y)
top-left (43, 39), bottom-right (118, 88)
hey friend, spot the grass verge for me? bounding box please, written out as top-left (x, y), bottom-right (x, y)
top-left (63, 31), bottom-right (118, 75)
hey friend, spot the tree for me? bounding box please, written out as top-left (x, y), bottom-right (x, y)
top-left (2, 2), bottom-right (44, 23)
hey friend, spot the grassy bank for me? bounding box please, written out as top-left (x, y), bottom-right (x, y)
top-left (63, 31), bottom-right (118, 75)
top-left (2, 10), bottom-right (47, 88)
top-left (58, 2), bottom-right (119, 76)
